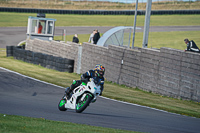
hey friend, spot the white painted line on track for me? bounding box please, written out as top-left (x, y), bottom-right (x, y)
top-left (0, 67), bottom-right (64, 89)
top-left (0, 66), bottom-right (194, 118)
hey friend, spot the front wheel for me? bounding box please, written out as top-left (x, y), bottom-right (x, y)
top-left (76, 93), bottom-right (93, 113)
top-left (58, 96), bottom-right (67, 111)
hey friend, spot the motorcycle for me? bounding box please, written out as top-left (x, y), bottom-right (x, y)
top-left (58, 77), bottom-right (102, 113)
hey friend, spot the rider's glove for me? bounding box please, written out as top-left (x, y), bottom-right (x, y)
top-left (81, 74), bottom-right (85, 80)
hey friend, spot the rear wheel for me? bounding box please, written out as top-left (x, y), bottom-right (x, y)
top-left (58, 96), bottom-right (67, 111)
top-left (76, 94), bottom-right (93, 113)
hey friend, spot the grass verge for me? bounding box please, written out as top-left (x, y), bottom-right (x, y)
top-left (2, 12), bottom-right (200, 49)
top-left (54, 30), bottom-right (200, 50)
top-left (0, 114), bottom-right (137, 133)
top-left (0, 12), bottom-right (200, 27)
top-left (1, 1), bottom-right (200, 10)
top-left (0, 49), bottom-right (200, 118)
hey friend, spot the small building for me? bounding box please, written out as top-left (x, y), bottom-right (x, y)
top-left (26, 14), bottom-right (56, 41)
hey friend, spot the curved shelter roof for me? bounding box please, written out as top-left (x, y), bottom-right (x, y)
top-left (96, 26), bottom-right (141, 47)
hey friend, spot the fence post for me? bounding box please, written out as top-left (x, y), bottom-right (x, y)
top-left (142, 0), bottom-right (152, 48)
top-left (77, 45), bottom-right (82, 74)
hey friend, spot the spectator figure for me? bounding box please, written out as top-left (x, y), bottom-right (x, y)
top-left (38, 22), bottom-right (43, 34)
top-left (93, 29), bottom-right (100, 44)
top-left (72, 34), bottom-right (79, 43)
top-left (88, 30), bottom-right (95, 44)
top-left (184, 38), bottom-right (200, 53)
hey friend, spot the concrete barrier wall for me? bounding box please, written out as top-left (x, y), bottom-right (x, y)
top-left (26, 39), bottom-right (80, 73)
top-left (138, 48), bottom-right (160, 92)
top-left (26, 39), bottom-right (200, 101)
top-left (119, 48), bottom-right (141, 88)
top-left (181, 51), bottom-right (200, 100)
top-left (6, 46), bottom-right (74, 72)
top-left (80, 42), bottom-right (108, 74)
top-left (158, 48), bottom-right (182, 98)
top-left (106, 45), bottom-right (125, 83)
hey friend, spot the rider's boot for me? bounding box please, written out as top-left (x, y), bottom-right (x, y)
top-left (65, 85), bottom-right (75, 99)
top-left (65, 80), bottom-right (79, 99)
top-left (65, 87), bottom-right (71, 99)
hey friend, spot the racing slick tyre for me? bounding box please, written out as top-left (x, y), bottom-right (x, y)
top-left (76, 93), bottom-right (93, 113)
top-left (58, 96), bottom-right (67, 111)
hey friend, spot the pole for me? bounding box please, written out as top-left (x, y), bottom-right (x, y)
top-left (142, 0), bottom-right (152, 48)
top-left (63, 29), bottom-right (66, 42)
top-left (132, 0), bottom-right (138, 49)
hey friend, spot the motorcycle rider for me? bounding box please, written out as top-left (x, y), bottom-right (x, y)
top-left (65, 64), bottom-right (105, 98)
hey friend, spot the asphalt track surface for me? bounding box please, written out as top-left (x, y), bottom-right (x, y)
top-left (1, 26), bottom-right (200, 48)
top-left (0, 67), bottom-right (200, 133)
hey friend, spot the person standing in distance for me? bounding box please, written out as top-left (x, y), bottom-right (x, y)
top-left (72, 34), bottom-right (79, 43)
top-left (88, 30), bottom-right (95, 44)
top-left (93, 29), bottom-right (100, 44)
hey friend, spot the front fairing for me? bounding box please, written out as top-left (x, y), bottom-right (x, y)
top-left (65, 79), bottom-right (101, 110)
top-left (87, 78), bottom-right (101, 95)
top-left (72, 80), bottom-right (100, 97)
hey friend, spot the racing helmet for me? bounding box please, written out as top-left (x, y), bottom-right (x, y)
top-left (94, 64), bottom-right (105, 77)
